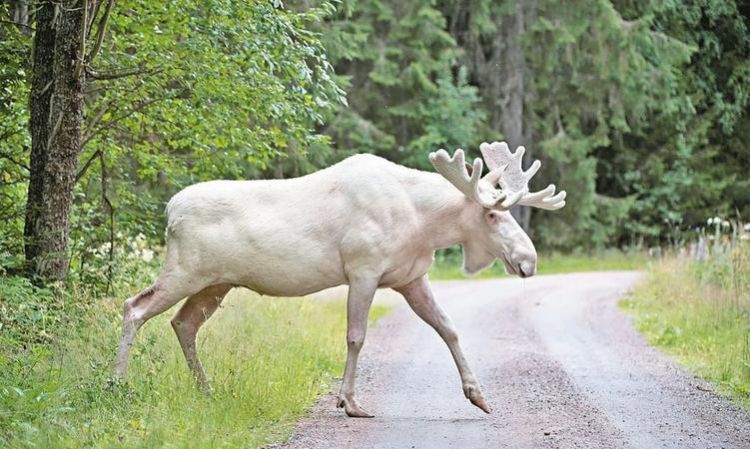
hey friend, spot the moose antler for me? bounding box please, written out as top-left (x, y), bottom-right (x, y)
top-left (480, 141), bottom-right (566, 210)
top-left (428, 148), bottom-right (505, 208)
top-left (430, 141), bottom-right (566, 211)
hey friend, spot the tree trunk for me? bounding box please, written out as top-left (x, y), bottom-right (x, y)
top-left (8, 0), bottom-right (30, 32)
top-left (25, 0), bottom-right (86, 280)
top-left (25, 0), bottom-right (57, 276)
top-left (495, 3), bottom-right (530, 229)
top-left (444, 1), bottom-right (536, 231)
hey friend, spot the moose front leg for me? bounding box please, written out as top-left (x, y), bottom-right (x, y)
top-left (338, 277), bottom-right (378, 418)
top-left (395, 275), bottom-right (491, 413)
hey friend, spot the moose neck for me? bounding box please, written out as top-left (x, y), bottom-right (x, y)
top-left (411, 173), bottom-right (484, 251)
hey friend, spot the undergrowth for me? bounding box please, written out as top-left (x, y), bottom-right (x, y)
top-left (0, 276), bottom-right (386, 448)
top-left (622, 224), bottom-right (750, 408)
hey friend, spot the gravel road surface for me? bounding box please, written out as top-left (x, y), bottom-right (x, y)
top-left (277, 272), bottom-right (750, 449)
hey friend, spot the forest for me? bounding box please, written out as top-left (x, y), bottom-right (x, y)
top-left (1, 0), bottom-right (748, 284)
top-left (1, 1), bottom-right (749, 448)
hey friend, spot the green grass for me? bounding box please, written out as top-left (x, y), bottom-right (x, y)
top-left (429, 248), bottom-right (647, 280)
top-left (621, 244), bottom-right (750, 408)
top-left (0, 285), bottom-right (387, 449)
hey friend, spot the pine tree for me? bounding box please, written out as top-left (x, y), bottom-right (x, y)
top-left (318, 0), bottom-right (486, 171)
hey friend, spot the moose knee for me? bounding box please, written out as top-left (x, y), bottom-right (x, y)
top-left (123, 285), bottom-right (158, 325)
top-left (123, 296), bottom-right (136, 318)
top-left (170, 316), bottom-right (183, 329)
top-left (439, 327), bottom-right (459, 345)
top-left (170, 315), bottom-right (198, 334)
top-left (123, 298), bottom-right (146, 328)
top-left (347, 334), bottom-right (365, 351)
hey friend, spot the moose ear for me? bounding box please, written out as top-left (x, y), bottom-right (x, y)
top-left (484, 209), bottom-right (503, 226)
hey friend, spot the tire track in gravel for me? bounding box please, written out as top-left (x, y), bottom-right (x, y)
top-left (274, 272), bottom-right (750, 449)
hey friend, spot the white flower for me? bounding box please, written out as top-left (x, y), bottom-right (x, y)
top-left (707, 217), bottom-right (714, 225)
top-left (721, 220), bottom-right (730, 228)
top-left (744, 223), bottom-right (750, 232)
top-left (141, 249), bottom-right (154, 262)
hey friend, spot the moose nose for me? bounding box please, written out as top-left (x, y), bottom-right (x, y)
top-left (518, 261), bottom-right (536, 278)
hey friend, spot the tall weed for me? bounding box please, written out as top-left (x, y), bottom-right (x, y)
top-left (623, 219), bottom-right (750, 406)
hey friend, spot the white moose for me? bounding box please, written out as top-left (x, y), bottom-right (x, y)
top-left (114, 141), bottom-right (565, 417)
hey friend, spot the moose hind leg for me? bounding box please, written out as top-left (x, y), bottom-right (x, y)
top-left (114, 274), bottom-right (205, 380)
top-left (170, 284), bottom-right (232, 392)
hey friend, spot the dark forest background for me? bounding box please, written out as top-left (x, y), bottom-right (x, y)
top-left (1, 0), bottom-right (749, 283)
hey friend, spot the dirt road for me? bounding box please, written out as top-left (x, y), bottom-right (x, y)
top-left (278, 272), bottom-right (750, 449)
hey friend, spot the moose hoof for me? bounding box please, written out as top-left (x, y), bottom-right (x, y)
top-left (464, 385), bottom-right (491, 414)
top-left (337, 396), bottom-right (374, 418)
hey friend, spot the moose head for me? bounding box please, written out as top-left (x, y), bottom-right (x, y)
top-left (429, 141), bottom-right (566, 277)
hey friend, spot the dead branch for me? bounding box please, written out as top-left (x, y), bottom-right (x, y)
top-left (80, 95), bottom-right (174, 148)
top-left (74, 149), bottom-right (101, 183)
top-left (0, 19), bottom-right (35, 31)
top-left (86, 65), bottom-right (162, 81)
top-left (86, 0), bottom-right (115, 64)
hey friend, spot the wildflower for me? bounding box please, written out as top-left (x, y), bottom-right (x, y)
top-left (97, 242), bottom-right (112, 254)
top-left (707, 217), bottom-right (714, 225)
top-left (721, 220), bottom-right (730, 228)
top-left (141, 249), bottom-right (154, 262)
top-left (744, 223), bottom-right (750, 232)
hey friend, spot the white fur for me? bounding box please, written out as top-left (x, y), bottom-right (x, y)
top-left (115, 143), bottom-right (561, 417)
top-left (164, 153), bottom-right (535, 294)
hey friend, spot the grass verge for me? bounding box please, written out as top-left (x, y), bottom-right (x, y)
top-left (429, 248), bottom-right (647, 280)
top-left (621, 245), bottom-right (750, 408)
top-left (1, 282), bottom-right (387, 449)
